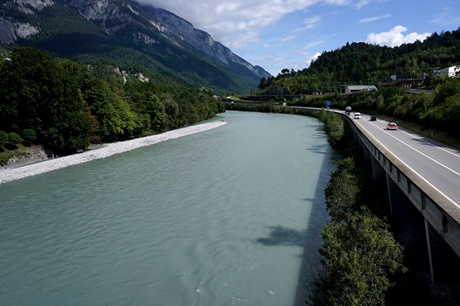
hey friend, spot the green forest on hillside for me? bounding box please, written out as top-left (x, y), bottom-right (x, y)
top-left (293, 79), bottom-right (460, 137)
top-left (0, 47), bottom-right (225, 155)
top-left (246, 28), bottom-right (460, 139)
top-left (0, 1), bottom-right (261, 94)
top-left (257, 27), bottom-right (460, 95)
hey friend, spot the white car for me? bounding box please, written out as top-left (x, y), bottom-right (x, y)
top-left (387, 122), bottom-right (398, 130)
top-left (354, 112), bottom-right (361, 119)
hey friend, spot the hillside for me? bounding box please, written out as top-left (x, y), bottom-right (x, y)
top-left (256, 28), bottom-right (460, 96)
top-left (0, 47), bottom-right (226, 155)
top-left (0, 0), bottom-right (270, 94)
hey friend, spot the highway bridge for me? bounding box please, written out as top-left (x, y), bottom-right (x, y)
top-left (340, 111), bottom-right (460, 284)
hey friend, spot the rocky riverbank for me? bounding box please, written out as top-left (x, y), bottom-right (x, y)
top-left (0, 121), bottom-right (227, 185)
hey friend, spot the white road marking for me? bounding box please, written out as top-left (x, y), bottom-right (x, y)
top-left (400, 129), bottom-right (460, 158)
top-left (382, 128), bottom-right (460, 178)
top-left (355, 120), bottom-right (460, 208)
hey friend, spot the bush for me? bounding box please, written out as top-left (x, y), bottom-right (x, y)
top-left (324, 157), bottom-right (360, 222)
top-left (316, 110), bottom-right (345, 147)
top-left (22, 128), bottom-right (37, 142)
top-left (0, 131), bottom-right (8, 147)
top-left (7, 132), bottom-right (22, 145)
top-left (310, 210), bottom-right (407, 306)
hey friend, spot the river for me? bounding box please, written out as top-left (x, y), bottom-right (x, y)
top-left (0, 111), bottom-right (336, 305)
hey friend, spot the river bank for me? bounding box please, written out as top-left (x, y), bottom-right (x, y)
top-left (0, 121), bottom-right (227, 185)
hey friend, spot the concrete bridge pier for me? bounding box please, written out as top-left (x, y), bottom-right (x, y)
top-left (370, 153), bottom-right (385, 183)
top-left (386, 173), bottom-right (435, 283)
top-left (355, 130), bottom-right (372, 161)
top-left (385, 172), bottom-right (460, 285)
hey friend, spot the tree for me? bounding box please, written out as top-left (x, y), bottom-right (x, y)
top-left (324, 157), bottom-right (360, 222)
top-left (258, 76), bottom-right (268, 89)
top-left (0, 131), bottom-right (8, 148)
top-left (8, 132), bottom-right (22, 146)
top-left (41, 63), bottom-right (91, 153)
top-left (310, 210), bottom-right (407, 306)
top-left (317, 111), bottom-right (345, 147)
top-left (161, 93), bottom-right (180, 128)
top-left (0, 47), bottom-right (91, 153)
top-left (22, 129), bottom-right (37, 142)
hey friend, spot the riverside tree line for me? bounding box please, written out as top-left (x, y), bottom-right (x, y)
top-left (309, 111), bottom-right (407, 305)
top-left (0, 47), bottom-right (225, 154)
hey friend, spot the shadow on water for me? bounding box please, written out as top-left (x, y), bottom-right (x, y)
top-left (256, 226), bottom-right (309, 248)
top-left (255, 144), bottom-right (336, 305)
top-left (305, 126), bottom-right (330, 155)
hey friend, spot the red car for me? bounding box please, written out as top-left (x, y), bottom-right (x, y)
top-left (387, 122), bottom-right (398, 130)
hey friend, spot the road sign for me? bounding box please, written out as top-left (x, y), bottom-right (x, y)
top-left (326, 101), bottom-right (332, 107)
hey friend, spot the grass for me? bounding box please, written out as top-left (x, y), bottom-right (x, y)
top-left (0, 145), bottom-right (31, 166)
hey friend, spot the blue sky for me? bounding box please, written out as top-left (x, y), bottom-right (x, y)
top-left (140, 0), bottom-right (460, 76)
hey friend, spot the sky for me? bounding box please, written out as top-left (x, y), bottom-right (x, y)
top-left (138, 0), bottom-right (460, 76)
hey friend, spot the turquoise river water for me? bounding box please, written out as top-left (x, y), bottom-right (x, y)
top-left (0, 111), bottom-right (336, 305)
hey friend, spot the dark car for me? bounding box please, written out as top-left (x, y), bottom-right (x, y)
top-left (370, 116), bottom-right (377, 121)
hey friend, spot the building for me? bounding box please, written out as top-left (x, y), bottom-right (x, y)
top-left (344, 85), bottom-right (378, 94)
top-left (433, 65), bottom-right (460, 78)
top-left (379, 73), bottom-right (427, 89)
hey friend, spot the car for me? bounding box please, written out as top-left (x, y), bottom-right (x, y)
top-left (387, 122), bottom-right (398, 130)
top-left (354, 112), bottom-right (361, 119)
top-left (345, 106), bottom-right (352, 115)
top-left (370, 116), bottom-right (377, 121)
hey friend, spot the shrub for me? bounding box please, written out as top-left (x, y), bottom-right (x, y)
top-left (310, 210), bottom-right (407, 306)
top-left (22, 128), bottom-right (37, 142)
top-left (0, 131), bottom-right (8, 147)
top-left (7, 132), bottom-right (22, 145)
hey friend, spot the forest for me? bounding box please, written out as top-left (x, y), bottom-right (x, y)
top-left (257, 27), bottom-right (460, 96)
top-left (292, 78), bottom-right (460, 138)
top-left (0, 0), bottom-right (263, 94)
top-left (245, 28), bottom-right (460, 139)
top-left (0, 47), bottom-right (225, 155)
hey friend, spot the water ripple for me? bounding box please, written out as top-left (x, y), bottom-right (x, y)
top-left (0, 112), bottom-right (334, 305)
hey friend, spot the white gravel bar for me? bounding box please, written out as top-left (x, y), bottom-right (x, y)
top-left (0, 121), bottom-right (227, 185)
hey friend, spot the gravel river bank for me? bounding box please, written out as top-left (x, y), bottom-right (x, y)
top-left (0, 121), bottom-right (226, 185)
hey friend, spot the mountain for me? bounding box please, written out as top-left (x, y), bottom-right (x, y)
top-left (0, 0), bottom-right (270, 93)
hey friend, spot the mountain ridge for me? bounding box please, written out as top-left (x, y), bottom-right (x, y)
top-left (0, 0), bottom-right (270, 93)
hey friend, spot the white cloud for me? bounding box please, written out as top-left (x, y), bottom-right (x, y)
top-left (282, 35), bottom-right (296, 42)
top-left (294, 14), bottom-right (324, 32)
top-left (365, 25), bottom-right (430, 47)
top-left (303, 40), bottom-right (325, 50)
top-left (306, 52), bottom-right (322, 66)
top-left (355, 0), bottom-right (385, 9)
top-left (138, 0), bottom-right (348, 48)
top-left (326, 0), bottom-right (351, 4)
top-left (358, 14), bottom-right (390, 23)
top-left (304, 15), bottom-right (322, 29)
top-left (431, 7), bottom-right (460, 28)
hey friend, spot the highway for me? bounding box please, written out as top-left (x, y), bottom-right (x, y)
top-left (233, 102), bottom-right (460, 217)
top-left (351, 112), bottom-right (460, 214)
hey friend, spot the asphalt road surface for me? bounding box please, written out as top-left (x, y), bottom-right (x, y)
top-left (352, 113), bottom-right (460, 211)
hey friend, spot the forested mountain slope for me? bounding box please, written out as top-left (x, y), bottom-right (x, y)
top-left (0, 47), bottom-right (225, 155)
top-left (0, 0), bottom-right (270, 94)
top-left (258, 28), bottom-right (460, 95)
